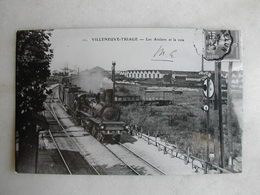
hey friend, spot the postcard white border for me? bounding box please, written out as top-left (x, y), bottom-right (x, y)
top-left (1, 0), bottom-right (260, 195)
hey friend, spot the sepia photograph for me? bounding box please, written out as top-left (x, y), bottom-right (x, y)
top-left (16, 28), bottom-right (242, 175)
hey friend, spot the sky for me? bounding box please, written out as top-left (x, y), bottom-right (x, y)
top-left (49, 28), bottom-right (242, 72)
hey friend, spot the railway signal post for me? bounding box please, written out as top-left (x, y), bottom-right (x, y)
top-left (206, 77), bottom-right (210, 173)
top-left (202, 74), bottom-right (214, 173)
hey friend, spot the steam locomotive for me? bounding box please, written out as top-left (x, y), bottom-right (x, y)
top-left (59, 81), bottom-right (127, 143)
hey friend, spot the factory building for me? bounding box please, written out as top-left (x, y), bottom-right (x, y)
top-left (119, 70), bottom-right (173, 79)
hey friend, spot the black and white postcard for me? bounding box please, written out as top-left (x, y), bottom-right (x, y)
top-left (16, 28), bottom-right (242, 175)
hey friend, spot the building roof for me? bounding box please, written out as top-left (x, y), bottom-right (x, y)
top-left (121, 70), bottom-right (173, 73)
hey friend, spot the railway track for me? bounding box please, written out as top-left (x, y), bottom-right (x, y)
top-left (49, 85), bottom-right (165, 175)
top-left (47, 129), bottom-right (72, 174)
top-left (119, 143), bottom-right (166, 175)
top-left (102, 143), bottom-right (140, 175)
top-left (44, 98), bottom-right (101, 175)
top-left (103, 143), bottom-right (166, 175)
top-left (50, 101), bottom-right (165, 175)
top-left (49, 101), bottom-right (139, 175)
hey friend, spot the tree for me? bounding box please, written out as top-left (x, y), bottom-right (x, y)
top-left (16, 30), bottom-right (53, 172)
top-left (163, 73), bottom-right (173, 84)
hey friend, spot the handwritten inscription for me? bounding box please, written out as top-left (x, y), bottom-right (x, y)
top-left (151, 46), bottom-right (177, 62)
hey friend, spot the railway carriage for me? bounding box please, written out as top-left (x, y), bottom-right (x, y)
top-left (144, 89), bottom-right (174, 105)
top-left (114, 95), bottom-right (142, 105)
top-left (114, 88), bottom-right (176, 106)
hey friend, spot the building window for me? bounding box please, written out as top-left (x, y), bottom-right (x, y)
top-left (149, 74), bottom-right (151, 78)
top-left (157, 74), bottom-right (160, 78)
top-left (137, 74), bottom-right (139, 78)
top-left (153, 74), bottom-right (155, 78)
top-left (134, 74), bottom-right (136, 78)
top-left (141, 74), bottom-right (143, 78)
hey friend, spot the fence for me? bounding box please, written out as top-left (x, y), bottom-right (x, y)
top-left (134, 130), bottom-right (233, 174)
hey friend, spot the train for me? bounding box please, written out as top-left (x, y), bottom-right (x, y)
top-left (59, 81), bottom-right (127, 143)
top-left (143, 88), bottom-right (176, 105)
top-left (114, 95), bottom-right (142, 105)
top-left (114, 87), bottom-right (182, 106)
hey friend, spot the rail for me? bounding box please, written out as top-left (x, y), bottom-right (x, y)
top-left (119, 143), bottom-right (166, 175)
top-left (134, 131), bottom-right (233, 174)
top-left (44, 99), bottom-right (101, 175)
top-left (48, 129), bottom-right (72, 174)
top-left (102, 144), bottom-right (140, 175)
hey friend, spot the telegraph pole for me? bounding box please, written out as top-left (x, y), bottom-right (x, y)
top-left (215, 61), bottom-right (224, 168)
top-left (227, 61), bottom-right (233, 169)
